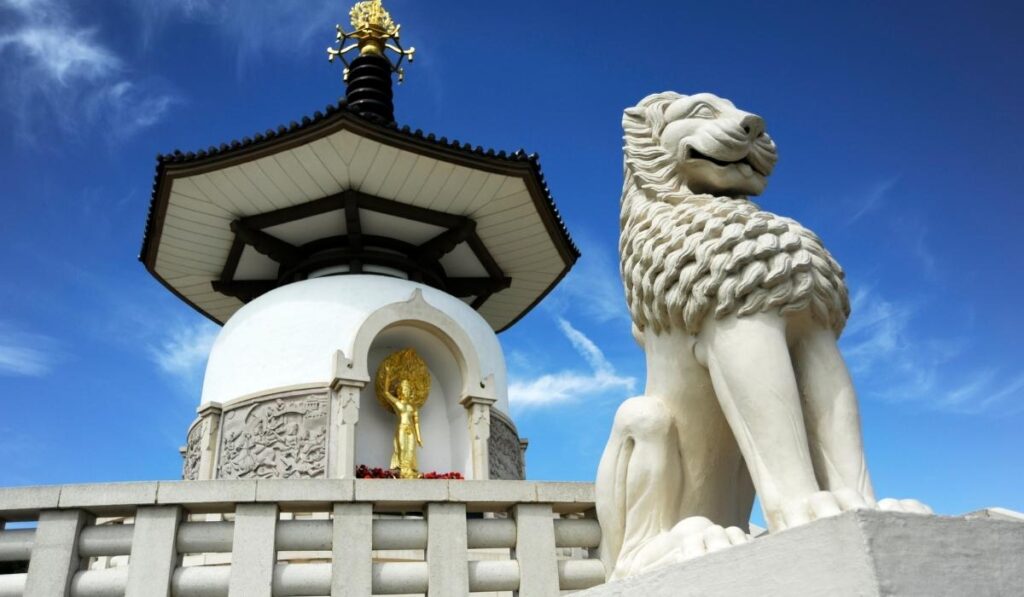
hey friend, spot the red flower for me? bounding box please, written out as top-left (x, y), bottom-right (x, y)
top-left (355, 465), bottom-right (464, 480)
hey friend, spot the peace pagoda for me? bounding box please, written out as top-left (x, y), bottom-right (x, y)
top-left (140, 1), bottom-right (578, 485)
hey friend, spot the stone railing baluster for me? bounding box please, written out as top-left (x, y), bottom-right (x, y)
top-left (126, 505), bottom-right (182, 597)
top-left (512, 503), bottom-right (559, 596)
top-left (331, 503), bottom-right (372, 597)
top-left (0, 480), bottom-right (603, 594)
top-left (229, 503), bottom-right (278, 597)
top-left (24, 509), bottom-right (90, 597)
top-left (426, 503), bottom-right (469, 596)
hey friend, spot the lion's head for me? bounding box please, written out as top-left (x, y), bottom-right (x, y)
top-left (624, 92), bottom-right (778, 198)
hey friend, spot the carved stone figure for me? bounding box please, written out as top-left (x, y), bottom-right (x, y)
top-left (375, 348), bottom-right (430, 479)
top-left (488, 413), bottom-right (525, 480)
top-left (596, 92), bottom-right (931, 580)
top-left (182, 420), bottom-right (203, 481)
top-left (217, 394), bottom-right (327, 479)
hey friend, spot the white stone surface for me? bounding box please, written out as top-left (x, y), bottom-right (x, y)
top-left (126, 506), bottom-right (181, 597)
top-left (578, 511), bottom-right (1024, 597)
top-left (964, 506), bottom-right (1024, 522)
top-left (254, 478), bottom-right (354, 504)
top-left (426, 503), bottom-right (469, 595)
top-left (157, 480), bottom-right (257, 509)
top-left (24, 509), bottom-right (89, 597)
top-left (597, 92), bottom-right (930, 580)
top-left (512, 504), bottom-right (559, 596)
top-left (59, 482), bottom-right (159, 511)
top-left (228, 503), bottom-right (277, 597)
top-left (201, 276), bottom-right (507, 412)
top-left (332, 503), bottom-right (372, 597)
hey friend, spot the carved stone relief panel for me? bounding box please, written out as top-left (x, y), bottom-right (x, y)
top-left (489, 413), bottom-right (524, 480)
top-left (218, 393), bottom-right (329, 479)
top-left (183, 419), bottom-right (204, 481)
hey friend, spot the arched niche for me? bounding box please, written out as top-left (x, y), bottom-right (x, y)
top-left (346, 289), bottom-right (495, 477)
top-left (346, 289), bottom-right (492, 399)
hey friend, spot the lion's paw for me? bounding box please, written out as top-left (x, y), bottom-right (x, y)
top-left (878, 497), bottom-right (933, 515)
top-left (777, 489), bottom-right (870, 530)
top-left (664, 516), bottom-right (750, 562)
top-left (626, 516), bottom-right (750, 577)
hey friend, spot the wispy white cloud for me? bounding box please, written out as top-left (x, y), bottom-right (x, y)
top-left (129, 0), bottom-right (338, 71)
top-left (977, 375), bottom-right (1024, 412)
top-left (841, 286), bottom-right (1021, 414)
top-left (148, 320), bottom-right (218, 385)
top-left (0, 25), bottom-right (119, 82)
top-left (905, 220), bottom-right (937, 278)
top-left (848, 177), bottom-right (898, 224)
top-left (509, 317), bottom-right (635, 408)
top-left (0, 0), bottom-right (176, 141)
top-left (546, 232), bottom-right (630, 325)
top-left (0, 321), bottom-right (58, 377)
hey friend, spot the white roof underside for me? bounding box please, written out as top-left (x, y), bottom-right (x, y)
top-left (152, 129), bottom-right (567, 331)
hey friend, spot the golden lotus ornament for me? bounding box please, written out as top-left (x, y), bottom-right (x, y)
top-left (374, 348), bottom-right (430, 479)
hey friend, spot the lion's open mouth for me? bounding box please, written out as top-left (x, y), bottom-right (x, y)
top-left (687, 148), bottom-right (766, 176)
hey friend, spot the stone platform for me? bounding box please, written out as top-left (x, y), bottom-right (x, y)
top-left (579, 509), bottom-right (1024, 597)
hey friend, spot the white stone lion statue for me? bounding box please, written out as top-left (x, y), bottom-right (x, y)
top-left (596, 92), bottom-right (931, 580)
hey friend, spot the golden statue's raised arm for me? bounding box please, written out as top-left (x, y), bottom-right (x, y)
top-left (380, 370), bottom-right (401, 409)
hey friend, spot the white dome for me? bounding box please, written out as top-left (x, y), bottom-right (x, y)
top-left (200, 275), bottom-right (509, 415)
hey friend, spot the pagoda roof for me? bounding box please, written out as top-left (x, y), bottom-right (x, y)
top-left (140, 101), bottom-right (579, 332)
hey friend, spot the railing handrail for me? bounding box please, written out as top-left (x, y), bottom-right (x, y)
top-left (0, 479), bottom-right (596, 521)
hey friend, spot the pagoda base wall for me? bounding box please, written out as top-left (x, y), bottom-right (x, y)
top-left (182, 385), bottom-right (525, 482)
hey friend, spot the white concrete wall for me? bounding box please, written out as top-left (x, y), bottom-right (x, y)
top-left (200, 276), bottom-right (510, 418)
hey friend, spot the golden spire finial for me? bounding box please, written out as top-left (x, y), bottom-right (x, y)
top-left (327, 0), bottom-right (415, 82)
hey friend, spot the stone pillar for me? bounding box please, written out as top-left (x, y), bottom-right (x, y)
top-left (196, 402), bottom-right (222, 480)
top-left (332, 503), bottom-right (373, 596)
top-left (519, 438), bottom-right (529, 478)
top-left (229, 503), bottom-right (279, 597)
top-left (330, 382), bottom-right (364, 478)
top-left (427, 503), bottom-right (470, 596)
top-left (25, 509), bottom-right (91, 597)
top-left (460, 395), bottom-right (496, 480)
top-left (126, 506), bottom-right (183, 597)
top-left (330, 350), bottom-right (369, 479)
top-left (513, 503), bottom-right (560, 596)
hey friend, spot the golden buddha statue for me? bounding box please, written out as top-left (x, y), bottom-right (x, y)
top-left (374, 348), bottom-right (430, 479)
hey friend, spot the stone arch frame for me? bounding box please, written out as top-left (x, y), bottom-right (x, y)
top-left (326, 287), bottom-right (502, 479)
top-left (344, 288), bottom-right (497, 401)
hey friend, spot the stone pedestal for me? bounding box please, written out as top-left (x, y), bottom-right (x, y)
top-left (579, 511), bottom-right (1024, 597)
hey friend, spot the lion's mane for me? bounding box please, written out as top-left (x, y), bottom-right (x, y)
top-left (620, 92), bottom-right (850, 337)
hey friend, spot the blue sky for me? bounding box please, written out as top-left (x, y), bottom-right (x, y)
top-left (0, 0), bottom-right (1021, 517)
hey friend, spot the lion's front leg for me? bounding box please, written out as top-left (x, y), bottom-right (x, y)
top-left (790, 323), bottom-right (874, 501)
top-left (791, 322), bottom-right (933, 515)
top-left (699, 312), bottom-right (866, 531)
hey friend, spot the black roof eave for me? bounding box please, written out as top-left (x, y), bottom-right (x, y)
top-left (139, 101), bottom-right (580, 332)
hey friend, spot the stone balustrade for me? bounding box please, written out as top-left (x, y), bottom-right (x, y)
top-left (0, 479), bottom-right (604, 596)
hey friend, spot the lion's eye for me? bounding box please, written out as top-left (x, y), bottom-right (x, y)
top-left (689, 104), bottom-right (716, 119)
